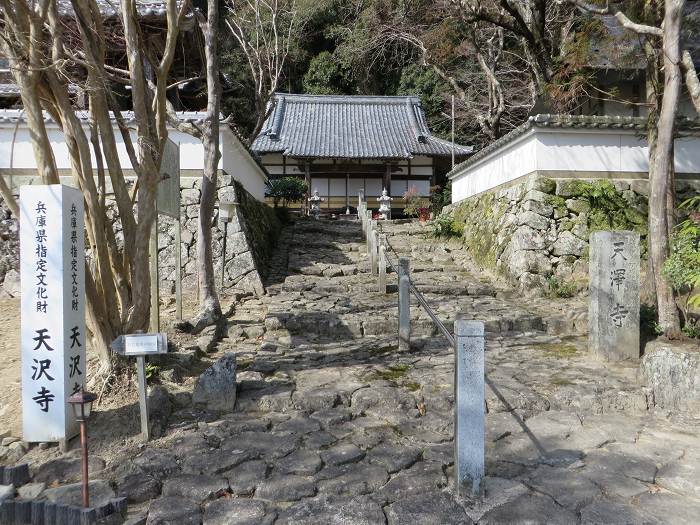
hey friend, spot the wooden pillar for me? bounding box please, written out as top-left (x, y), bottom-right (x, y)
top-left (383, 162), bottom-right (391, 195)
top-left (304, 161), bottom-right (311, 216)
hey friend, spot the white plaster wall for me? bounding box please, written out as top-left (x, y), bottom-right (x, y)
top-left (535, 130), bottom-right (648, 172)
top-left (0, 120), bottom-right (269, 201)
top-left (451, 128), bottom-right (700, 203)
top-left (451, 132), bottom-right (537, 203)
top-left (220, 130), bottom-right (268, 202)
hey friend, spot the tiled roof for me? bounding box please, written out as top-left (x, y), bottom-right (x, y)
top-left (447, 114), bottom-right (649, 178)
top-left (56, 0), bottom-right (185, 19)
top-left (251, 93), bottom-right (473, 159)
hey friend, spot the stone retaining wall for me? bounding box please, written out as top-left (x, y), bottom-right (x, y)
top-left (0, 174), bottom-right (280, 297)
top-left (444, 174), bottom-right (700, 291)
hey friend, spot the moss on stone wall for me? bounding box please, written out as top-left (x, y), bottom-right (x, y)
top-left (233, 180), bottom-right (280, 282)
top-left (444, 174), bottom-right (690, 292)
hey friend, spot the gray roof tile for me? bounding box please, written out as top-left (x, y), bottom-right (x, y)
top-left (251, 93), bottom-right (472, 159)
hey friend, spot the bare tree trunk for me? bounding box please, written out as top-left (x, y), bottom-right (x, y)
top-left (191, 0), bottom-right (223, 332)
top-left (649, 0), bottom-right (683, 336)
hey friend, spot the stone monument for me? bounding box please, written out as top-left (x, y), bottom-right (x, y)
top-left (19, 185), bottom-right (86, 443)
top-left (309, 189), bottom-right (323, 220)
top-left (589, 230), bottom-right (640, 361)
top-left (377, 188), bottom-right (393, 220)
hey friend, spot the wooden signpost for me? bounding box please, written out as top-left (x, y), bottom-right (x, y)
top-left (111, 333), bottom-right (168, 441)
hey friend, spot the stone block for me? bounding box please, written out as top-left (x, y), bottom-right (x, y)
top-left (192, 354), bottom-right (237, 413)
top-left (509, 226), bottom-right (546, 251)
top-left (551, 231), bottom-right (586, 257)
top-left (640, 341), bottom-right (700, 411)
top-left (565, 198), bottom-right (590, 214)
top-left (588, 231), bottom-right (640, 361)
top-left (517, 210), bottom-right (549, 230)
top-left (521, 200), bottom-right (554, 217)
top-left (525, 176), bottom-right (556, 194)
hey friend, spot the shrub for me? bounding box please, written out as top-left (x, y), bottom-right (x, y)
top-left (265, 177), bottom-right (307, 208)
top-left (430, 182), bottom-right (452, 215)
top-left (545, 276), bottom-right (577, 298)
top-left (640, 304), bottom-right (664, 336)
top-left (432, 214), bottom-right (462, 238)
top-left (662, 196), bottom-right (700, 326)
top-left (403, 185), bottom-right (422, 217)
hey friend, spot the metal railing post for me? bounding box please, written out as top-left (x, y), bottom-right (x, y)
top-left (378, 234), bottom-right (387, 293)
top-left (454, 319), bottom-right (485, 498)
top-left (398, 257), bottom-right (410, 351)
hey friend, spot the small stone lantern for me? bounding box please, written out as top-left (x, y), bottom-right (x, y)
top-left (377, 188), bottom-right (393, 220)
top-left (309, 189), bottom-right (323, 220)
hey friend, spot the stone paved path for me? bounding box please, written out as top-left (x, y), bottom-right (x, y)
top-left (111, 218), bottom-right (699, 524)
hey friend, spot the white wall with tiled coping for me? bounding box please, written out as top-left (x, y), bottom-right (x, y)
top-left (450, 128), bottom-right (700, 203)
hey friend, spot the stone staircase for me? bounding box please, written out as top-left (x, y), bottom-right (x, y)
top-left (262, 218), bottom-right (555, 343)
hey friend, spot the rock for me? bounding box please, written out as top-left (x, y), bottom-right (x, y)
top-left (551, 230), bottom-right (586, 256)
top-left (292, 388), bottom-right (341, 411)
top-left (350, 386), bottom-right (416, 423)
top-left (580, 500), bottom-right (660, 525)
top-left (640, 342), bottom-right (700, 411)
top-left (148, 385), bottom-right (173, 438)
top-left (375, 461), bottom-right (446, 504)
top-left (203, 499), bottom-right (273, 525)
top-left (193, 353), bottom-right (237, 413)
top-left (386, 491), bottom-right (470, 525)
top-left (517, 210), bottom-right (549, 230)
top-left (521, 199), bottom-right (554, 217)
top-left (161, 474), bottom-right (229, 503)
top-left (656, 457), bottom-right (700, 499)
top-left (367, 443), bottom-right (422, 473)
top-left (43, 479), bottom-right (115, 508)
top-left (275, 416), bottom-right (322, 434)
top-left (480, 493), bottom-right (578, 524)
top-left (276, 450), bottom-right (323, 476)
top-left (277, 495), bottom-right (386, 525)
top-left (132, 449), bottom-right (181, 480)
top-left (316, 463), bottom-right (388, 496)
top-left (2, 269), bottom-right (20, 297)
top-left (0, 484), bottom-right (14, 502)
top-left (1, 437), bottom-right (19, 447)
top-left (17, 482), bottom-right (45, 499)
top-left (510, 226), bottom-right (546, 251)
top-left (255, 475), bottom-right (317, 502)
top-left (565, 198), bottom-right (590, 214)
top-left (320, 443), bottom-right (365, 467)
top-left (222, 459), bottom-right (268, 495)
top-left (259, 341), bottom-right (277, 352)
top-left (116, 473), bottom-right (162, 503)
top-left (146, 496), bottom-right (201, 525)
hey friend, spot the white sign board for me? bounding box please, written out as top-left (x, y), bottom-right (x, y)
top-left (124, 333), bottom-right (167, 356)
top-left (20, 185), bottom-right (85, 443)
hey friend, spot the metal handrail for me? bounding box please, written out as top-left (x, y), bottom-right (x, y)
top-left (408, 281), bottom-right (456, 347)
top-left (371, 212), bottom-right (456, 349)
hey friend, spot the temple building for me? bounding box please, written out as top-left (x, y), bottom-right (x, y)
top-left (251, 93), bottom-right (472, 214)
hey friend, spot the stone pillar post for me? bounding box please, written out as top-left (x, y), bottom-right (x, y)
top-left (454, 319), bottom-right (485, 498)
top-left (371, 224), bottom-right (379, 276)
top-left (365, 211), bottom-right (372, 254)
top-left (378, 234), bottom-right (387, 294)
top-left (398, 257), bottom-right (410, 351)
top-left (589, 231), bottom-right (640, 361)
